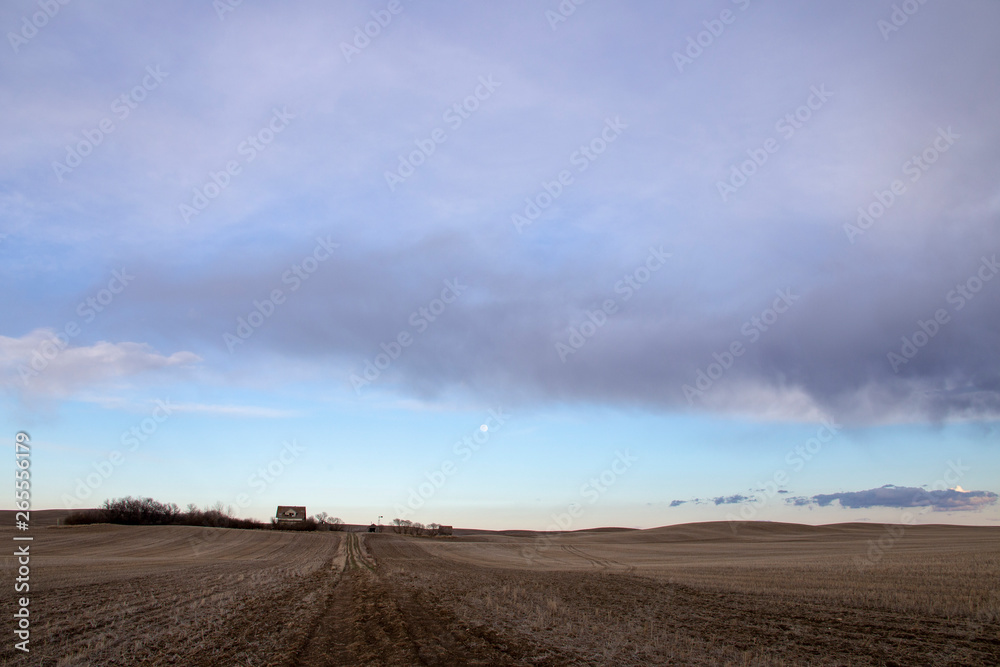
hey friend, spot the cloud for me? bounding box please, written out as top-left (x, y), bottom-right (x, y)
top-left (167, 403), bottom-right (301, 418)
top-left (0, 329), bottom-right (200, 399)
top-left (672, 493), bottom-right (767, 507)
top-left (795, 484), bottom-right (998, 512)
top-left (712, 494), bottom-right (752, 505)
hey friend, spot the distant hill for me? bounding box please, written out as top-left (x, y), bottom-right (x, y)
top-left (3, 512), bottom-right (997, 539)
top-left (451, 520), bottom-right (1000, 542)
top-left (0, 509), bottom-right (80, 527)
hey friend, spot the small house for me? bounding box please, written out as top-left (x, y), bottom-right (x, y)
top-left (276, 506), bottom-right (306, 524)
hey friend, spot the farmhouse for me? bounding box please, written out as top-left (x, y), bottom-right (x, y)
top-left (275, 506), bottom-right (306, 524)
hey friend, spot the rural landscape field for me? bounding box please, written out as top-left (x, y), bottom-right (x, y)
top-left (2, 512), bottom-right (998, 666)
top-left (4, 2), bottom-right (1000, 666)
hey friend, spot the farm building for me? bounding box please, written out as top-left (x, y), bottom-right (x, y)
top-left (437, 525), bottom-right (453, 535)
top-left (275, 506), bottom-right (306, 524)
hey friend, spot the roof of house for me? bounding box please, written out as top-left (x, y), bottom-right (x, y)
top-left (275, 505), bottom-right (306, 520)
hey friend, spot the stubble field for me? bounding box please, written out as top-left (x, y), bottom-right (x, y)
top-left (1, 515), bottom-right (998, 666)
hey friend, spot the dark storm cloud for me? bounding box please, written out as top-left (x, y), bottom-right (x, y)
top-left (110, 215), bottom-right (1000, 425)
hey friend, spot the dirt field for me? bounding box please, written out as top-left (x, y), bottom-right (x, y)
top-left (1, 519), bottom-right (998, 666)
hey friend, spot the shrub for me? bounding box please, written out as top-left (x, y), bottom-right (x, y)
top-left (66, 498), bottom-right (266, 530)
top-left (63, 509), bottom-right (108, 525)
top-left (102, 496), bottom-right (181, 525)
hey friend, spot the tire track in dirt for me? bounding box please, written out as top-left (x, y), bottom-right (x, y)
top-left (292, 533), bottom-right (395, 666)
top-left (561, 544), bottom-right (610, 570)
top-left (291, 534), bottom-right (358, 667)
top-left (562, 543), bottom-right (634, 573)
top-left (350, 532), bottom-right (376, 571)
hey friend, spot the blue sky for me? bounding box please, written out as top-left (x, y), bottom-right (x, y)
top-left (2, 1), bottom-right (999, 529)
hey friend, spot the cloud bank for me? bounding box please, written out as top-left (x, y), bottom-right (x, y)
top-left (805, 484), bottom-right (998, 512)
top-left (2, 3), bottom-right (999, 427)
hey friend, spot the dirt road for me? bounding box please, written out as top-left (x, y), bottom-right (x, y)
top-left (291, 532), bottom-right (545, 666)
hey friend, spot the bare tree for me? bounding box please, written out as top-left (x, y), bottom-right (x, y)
top-left (211, 500), bottom-right (232, 515)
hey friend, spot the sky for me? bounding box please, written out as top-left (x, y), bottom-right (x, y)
top-left (2, 1), bottom-right (999, 530)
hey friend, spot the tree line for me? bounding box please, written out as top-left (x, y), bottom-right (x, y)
top-left (65, 497), bottom-right (346, 532)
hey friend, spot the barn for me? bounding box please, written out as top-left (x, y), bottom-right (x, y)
top-left (276, 506), bottom-right (306, 523)
top-left (437, 525), bottom-right (453, 536)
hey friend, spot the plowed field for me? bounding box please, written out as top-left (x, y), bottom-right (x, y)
top-left (2, 521), bottom-right (998, 665)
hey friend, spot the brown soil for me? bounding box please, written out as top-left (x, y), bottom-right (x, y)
top-left (1, 522), bottom-right (997, 665)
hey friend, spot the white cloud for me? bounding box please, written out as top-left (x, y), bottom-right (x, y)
top-left (0, 328), bottom-right (200, 398)
top-left (692, 380), bottom-right (830, 424)
top-left (166, 403), bottom-right (300, 418)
